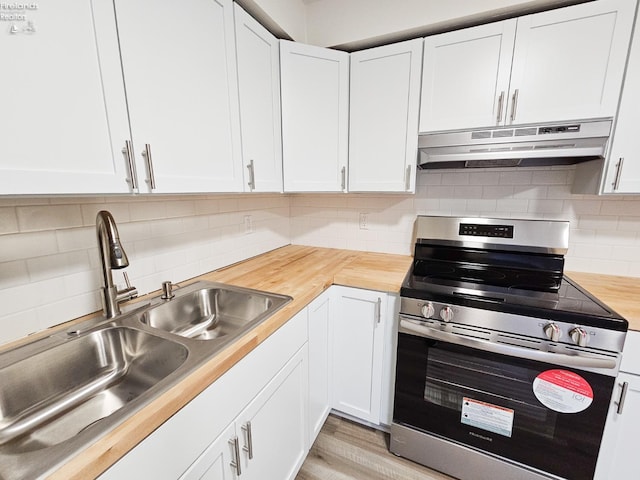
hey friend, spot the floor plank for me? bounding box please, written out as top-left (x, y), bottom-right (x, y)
top-left (297, 415), bottom-right (456, 480)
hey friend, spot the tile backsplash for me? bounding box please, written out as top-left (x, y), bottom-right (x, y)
top-left (1, 166), bottom-right (640, 345)
top-left (0, 194), bottom-right (290, 345)
top-left (290, 166), bottom-right (640, 275)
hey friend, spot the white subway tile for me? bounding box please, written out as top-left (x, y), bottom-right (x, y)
top-left (532, 170), bottom-right (570, 185)
top-left (55, 227), bottom-right (96, 252)
top-left (441, 172), bottom-right (470, 186)
top-left (527, 199), bottom-right (564, 214)
top-left (0, 260), bottom-right (29, 289)
top-left (0, 231), bottom-right (58, 262)
top-left (578, 215), bottom-right (618, 231)
top-left (0, 207), bottom-right (19, 234)
top-left (27, 251), bottom-right (91, 283)
top-left (499, 171), bottom-right (533, 185)
top-left (0, 309), bottom-right (41, 346)
top-left (495, 199), bottom-right (529, 213)
top-left (80, 203), bottom-right (130, 226)
top-left (617, 217), bottom-right (640, 232)
top-left (600, 200), bottom-right (640, 216)
top-left (129, 201), bottom-right (168, 221)
top-left (17, 205), bottom-right (83, 232)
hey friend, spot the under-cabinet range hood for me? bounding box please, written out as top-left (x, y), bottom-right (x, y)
top-left (417, 118), bottom-right (612, 169)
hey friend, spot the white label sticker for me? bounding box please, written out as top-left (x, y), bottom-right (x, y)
top-left (533, 369), bottom-right (593, 414)
top-left (461, 397), bottom-right (514, 438)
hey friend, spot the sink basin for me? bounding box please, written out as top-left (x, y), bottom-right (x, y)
top-left (0, 281), bottom-right (291, 479)
top-left (140, 284), bottom-right (292, 341)
top-left (0, 326), bottom-right (187, 451)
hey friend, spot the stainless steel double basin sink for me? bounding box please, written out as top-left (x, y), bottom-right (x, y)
top-left (0, 281), bottom-right (291, 479)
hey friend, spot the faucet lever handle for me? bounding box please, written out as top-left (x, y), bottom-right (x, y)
top-left (123, 271), bottom-right (132, 289)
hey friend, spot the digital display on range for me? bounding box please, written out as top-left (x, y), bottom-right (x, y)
top-left (459, 223), bottom-right (514, 238)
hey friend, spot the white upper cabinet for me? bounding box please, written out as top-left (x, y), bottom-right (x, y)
top-left (420, 0), bottom-right (635, 132)
top-left (420, 21), bottom-right (516, 132)
top-left (0, 0), bottom-right (132, 194)
top-left (349, 39), bottom-right (423, 193)
top-left (115, 0), bottom-right (243, 194)
top-left (508, 0), bottom-right (635, 125)
top-left (602, 1), bottom-right (640, 194)
top-left (280, 40), bottom-right (349, 192)
top-left (234, 4), bottom-right (283, 193)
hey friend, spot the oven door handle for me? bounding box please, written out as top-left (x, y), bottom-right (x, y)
top-left (399, 319), bottom-right (618, 370)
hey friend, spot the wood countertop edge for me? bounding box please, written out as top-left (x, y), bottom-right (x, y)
top-left (47, 245), bottom-right (411, 479)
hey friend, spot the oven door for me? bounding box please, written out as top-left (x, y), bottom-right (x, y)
top-left (393, 317), bottom-right (617, 480)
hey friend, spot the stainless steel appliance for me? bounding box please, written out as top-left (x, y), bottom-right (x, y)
top-left (417, 118), bottom-right (612, 169)
top-left (390, 216), bottom-right (627, 480)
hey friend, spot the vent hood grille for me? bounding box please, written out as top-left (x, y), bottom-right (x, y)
top-left (418, 118), bottom-right (612, 169)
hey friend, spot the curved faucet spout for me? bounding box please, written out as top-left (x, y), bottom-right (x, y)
top-left (96, 211), bottom-right (137, 318)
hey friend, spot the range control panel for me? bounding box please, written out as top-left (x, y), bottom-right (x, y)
top-left (459, 223), bottom-right (514, 238)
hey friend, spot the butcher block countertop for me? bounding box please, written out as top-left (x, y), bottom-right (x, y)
top-left (26, 247), bottom-right (640, 478)
top-left (567, 271), bottom-right (640, 332)
top-left (49, 245), bottom-right (413, 480)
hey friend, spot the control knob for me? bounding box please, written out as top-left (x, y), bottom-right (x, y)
top-left (569, 327), bottom-right (589, 347)
top-left (421, 302), bottom-right (435, 318)
top-left (440, 306), bottom-right (454, 322)
top-left (543, 322), bottom-right (562, 342)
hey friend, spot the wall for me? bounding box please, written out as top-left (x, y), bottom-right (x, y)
top-left (0, 194), bottom-right (290, 345)
top-left (290, 166), bottom-right (640, 275)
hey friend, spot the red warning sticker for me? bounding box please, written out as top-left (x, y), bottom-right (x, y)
top-left (533, 369), bottom-right (594, 413)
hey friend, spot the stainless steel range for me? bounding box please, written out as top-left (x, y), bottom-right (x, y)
top-left (390, 216), bottom-right (627, 480)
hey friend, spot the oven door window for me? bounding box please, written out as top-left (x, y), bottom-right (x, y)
top-left (394, 333), bottom-right (614, 480)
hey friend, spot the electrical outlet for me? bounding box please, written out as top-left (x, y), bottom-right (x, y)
top-left (359, 213), bottom-right (368, 230)
top-left (244, 215), bottom-right (253, 234)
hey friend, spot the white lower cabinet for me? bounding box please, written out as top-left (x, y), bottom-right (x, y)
top-left (331, 286), bottom-right (396, 426)
top-left (595, 331), bottom-right (640, 479)
top-left (181, 346), bottom-right (308, 480)
top-left (307, 290), bottom-right (332, 446)
top-left (100, 309), bottom-right (308, 479)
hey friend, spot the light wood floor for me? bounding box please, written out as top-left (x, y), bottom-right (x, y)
top-left (296, 415), bottom-right (456, 480)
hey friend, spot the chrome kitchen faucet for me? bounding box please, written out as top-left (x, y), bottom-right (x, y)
top-left (96, 210), bottom-right (137, 318)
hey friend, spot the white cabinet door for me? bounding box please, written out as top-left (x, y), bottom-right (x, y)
top-left (180, 423), bottom-right (238, 480)
top-left (237, 347), bottom-right (308, 480)
top-left (234, 4), bottom-right (283, 193)
top-left (332, 287), bottom-right (388, 424)
top-left (603, 2), bottom-right (640, 194)
top-left (280, 40), bottom-right (349, 192)
top-left (115, 0), bottom-right (243, 193)
top-left (0, 0), bottom-right (132, 194)
top-left (349, 39), bottom-right (423, 193)
top-left (307, 291), bottom-right (332, 446)
top-left (100, 308), bottom-right (308, 480)
top-left (508, 0), bottom-right (635, 125)
top-left (594, 372), bottom-right (640, 480)
top-left (419, 21), bottom-right (516, 132)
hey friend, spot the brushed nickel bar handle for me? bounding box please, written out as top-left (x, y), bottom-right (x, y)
top-left (341, 166), bottom-right (346, 191)
top-left (616, 381), bottom-right (629, 414)
top-left (122, 140), bottom-right (138, 190)
top-left (612, 158), bottom-right (624, 191)
top-left (247, 160), bottom-right (256, 191)
top-left (496, 91), bottom-right (505, 124)
top-left (229, 436), bottom-right (242, 475)
top-left (241, 421), bottom-right (254, 459)
top-left (405, 165), bottom-right (411, 191)
top-left (141, 143), bottom-right (156, 190)
top-left (509, 89), bottom-right (519, 123)
top-left (375, 298), bottom-right (382, 324)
